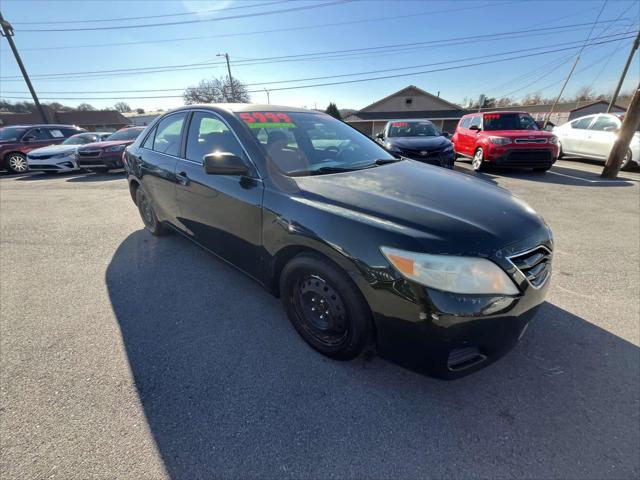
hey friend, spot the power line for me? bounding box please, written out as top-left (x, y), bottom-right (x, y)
top-left (1, 20), bottom-right (632, 81)
top-left (16, 0), bottom-right (354, 32)
top-left (10, 0), bottom-right (290, 24)
top-left (2, 34), bottom-right (635, 101)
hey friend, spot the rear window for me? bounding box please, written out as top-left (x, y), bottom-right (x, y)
top-left (459, 117), bottom-right (471, 129)
top-left (0, 127), bottom-right (28, 141)
top-left (107, 128), bottom-right (143, 141)
top-left (570, 116), bottom-right (595, 130)
top-left (483, 113), bottom-right (538, 131)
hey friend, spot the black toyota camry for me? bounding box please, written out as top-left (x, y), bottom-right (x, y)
top-left (124, 104), bottom-right (553, 379)
top-left (376, 119), bottom-right (455, 168)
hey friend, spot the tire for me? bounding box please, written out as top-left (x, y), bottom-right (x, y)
top-left (5, 153), bottom-right (28, 174)
top-left (136, 188), bottom-right (168, 236)
top-left (280, 253), bottom-right (373, 360)
top-left (557, 141), bottom-right (564, 159)
top-left (620, 149), bottom-right (635, 171)
top-left (472, 148), bottom-right (487, 172)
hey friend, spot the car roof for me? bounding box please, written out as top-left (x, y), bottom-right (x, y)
top-left (387, 119), bottom-right (434, 123)
top-left (164, 103), bottom-right (320, 115)
top-left (1, 124), bottom-right (83, 129)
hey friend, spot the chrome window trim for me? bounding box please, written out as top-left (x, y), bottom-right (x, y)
top-left (506, 245), bottom-right (553, 290)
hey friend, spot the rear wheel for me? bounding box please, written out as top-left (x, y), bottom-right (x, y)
top-left (557, 141), bottom-right (564, 159)
top-left (5, 153), bottom-right (28, 174)
top-left (280, 253), bottom-right (372, 360)
top-left (472, 148), bottom-right (487, 172)
top-left (136, 188), bottom-right (168, 236)
top-left (620, 149), bottom-right (634, 171)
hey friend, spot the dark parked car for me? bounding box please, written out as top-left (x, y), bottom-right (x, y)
top-left (125, 105), bottom-right (553, 379)
top-left (27, 132), bottom-right (112, 174)
top-left (76, 127), bottom-right (145, 171)
top-left (376, 119), bottom-right (455, 168)
top-left (0, 124), bottom-right (86, 173)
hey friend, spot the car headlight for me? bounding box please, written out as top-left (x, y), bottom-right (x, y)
top-left (53, 152), bottom-right (73, 159)
top-left (381, 247), bottom-right (519, 295)
top-left (489, 136), bottom-right (512, 146)
top-left (548, 136), bottom-right (558, 145)
top-left (385, 143), bottom-right (402, 153)
top-left (105, 144), bottom-right (125, 153)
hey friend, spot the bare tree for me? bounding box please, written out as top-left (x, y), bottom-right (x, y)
top-left (114, 102), bottom-right (132, 113)
top-left (77, 103), bottom-right (95, 111)
top-left (574, 85), bottom-right (594, 102)
top-left (183, 76), bottom-right (250, 104)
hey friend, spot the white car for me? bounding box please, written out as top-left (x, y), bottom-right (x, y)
top-left (553, 113), bottom-right (640, 170)
top-left (27, 132), bottom-right (111, 173)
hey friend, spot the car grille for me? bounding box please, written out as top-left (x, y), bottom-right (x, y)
top-left (28, 154), bottom-right (54, 160)
top-left (515, 138), bottom-right (548, 144)
top-left (78, 149), bottom-right (102, 157)
top-left (399, 147), bottom-right (444, 158)
top-left (497, 149), bottom-right (554, 167)
top-left (508, 246), bottom-right (552, 288)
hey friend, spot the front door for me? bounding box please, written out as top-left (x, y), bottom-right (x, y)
top-left (562, 116), bottom-right (595, 154)
top-left (175, 110), bottom-right (264, 278)
top-left (581, 115), bottom-right (620, 159)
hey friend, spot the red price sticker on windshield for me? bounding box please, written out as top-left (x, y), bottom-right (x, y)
top-left (392, 122), bottom-right (408, 127)
top-left (240, 112), bottom-right (295, 128)
top-left (484, 114), bottom-right (501, 120)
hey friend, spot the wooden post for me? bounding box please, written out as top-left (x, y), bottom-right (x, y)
top-left (601, 86), bottom-right (640, 178)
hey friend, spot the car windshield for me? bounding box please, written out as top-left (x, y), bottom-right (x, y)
top-left (63, 134), bottom-right (96, 145)
top-left (387, 121), bottom-right (439, 137)
top-left (0, 127), bottom-right (28, 141)
top-left (107, 128), bottom-right (142, 141)
top-left (237, 111), bottom-right (397, 176)
top-left (483, 113), bottom-right (539, 131)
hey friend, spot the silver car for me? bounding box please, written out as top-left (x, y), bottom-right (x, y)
top-left (553, 113), bottom-right (640, 170)
top-left (27, 132), bottom-right (112, 173)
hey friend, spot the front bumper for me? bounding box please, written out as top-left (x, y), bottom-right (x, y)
top-left (27, 155), bottom-right (79, 172)
top-left (76, 152), bottom-right (123, 169)
top-left (357, 236), bottom-right (552, 379)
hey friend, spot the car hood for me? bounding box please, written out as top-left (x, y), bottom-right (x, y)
top-left (385, 136), bottom-right (451, 150)
top-left (482, 130), bottom-right (554, 138)
top-left (293, 160), bottom-right (547, 255)
top-left (28, 144), bottom-right (78, 156)
top-left (78, 139), bottom-right (133, 149)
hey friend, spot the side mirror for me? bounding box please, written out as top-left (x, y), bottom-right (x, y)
top-left (203, 152), bottom-right (249, 176)
top-left (441, 131), bottom-right (451, 138)
top-left (376, 132), bottom-right (384, 140)
top-left (23, 135), bottom-right (36, 142)
top-left (469, 125), bottom-right (480, 131)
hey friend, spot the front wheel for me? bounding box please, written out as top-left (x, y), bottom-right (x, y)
top-left (5, 153), bottom-right (28, 174)
top-left (136, 188), bottom-right (168, 236)
top-left (620, 149), bottom-right (635, 171)
top-left (280, 253), bottom-right (373, 360)
top-left (472, 148), bottom-right (487, 172)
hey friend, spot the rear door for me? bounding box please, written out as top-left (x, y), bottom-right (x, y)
top-left (561, 116), bottom-right (595, 154)
top-left (466, 115), bottom-right (482, 155)
top-left (22, 127), bottom-right (55, 153)
top-left (453, 117), bottom-right (472, 155)
top-left (137, 112), bottom-right (186, 224)
top-left (175, 110), bottom-right (264, 278)
top-left (581, 115), bottom-right (620, 159)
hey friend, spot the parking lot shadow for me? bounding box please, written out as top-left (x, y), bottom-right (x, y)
top-left (455, 163), bottom-right (636, 187)
top-left (106, 230), bottom-right (640, 479)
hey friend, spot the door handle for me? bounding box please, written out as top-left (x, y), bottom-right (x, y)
top-left (176, 171), bottom-right (190, 186)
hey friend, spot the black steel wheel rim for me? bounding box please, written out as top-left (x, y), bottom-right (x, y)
top-left (292, 274), bottom-right (349, 347)
top-left (139, 195), bottom-right (155, 228)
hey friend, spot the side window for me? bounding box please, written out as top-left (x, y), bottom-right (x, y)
top-left (589, 116), bottom-right (619, 131)
top-left (25, 128), bottom-right (50, 141)
top-left (152, 113), bottom-right (186, 156)
top-left (185, 111), bottom-right (244, 163)
top-left (459, 117), bottom-right (471, 129)
top-left (570, 116), bottom-right (595, 129)
top-left (60, 128), bottom-right (80, 137)
top-left (142, 126), bottom-right (156, 149)
top-left (469, 116), bottom-right (481, 128)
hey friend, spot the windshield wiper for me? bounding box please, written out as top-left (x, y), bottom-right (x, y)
top-left (373, 158), bottom-right (402, 165)
top-left (288, 166), bottom-right (360, 177)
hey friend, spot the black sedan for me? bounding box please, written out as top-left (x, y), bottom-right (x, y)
top-left (376, 119), bottom-right (455, 168)
top-left (124, 105), bottom-right (553, 379)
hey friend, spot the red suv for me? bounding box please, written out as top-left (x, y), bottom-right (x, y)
top-left (0, 124), bottom-right (85, 173)
top-left (452, 112), bottom-right (558, 172)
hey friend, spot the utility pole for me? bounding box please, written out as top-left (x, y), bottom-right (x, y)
top-left (0, 10), bottom-right (48, 123)
top-left (263, 87), bottom-right (271, 104)
top-left (607, 30), bottom-right (640, 113)
top-left (601, 86), bottom-right (640, 178)
top-left (217, 52), bottom-right (235, 101)
top-left (543, 56), bottom-right (579, 129)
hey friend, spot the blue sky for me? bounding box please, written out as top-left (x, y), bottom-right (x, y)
top-left (1, 0), bottom-right (638, 111)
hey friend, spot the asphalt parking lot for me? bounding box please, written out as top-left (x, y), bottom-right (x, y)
top-left (1, 158), bottom-right (638, 479)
